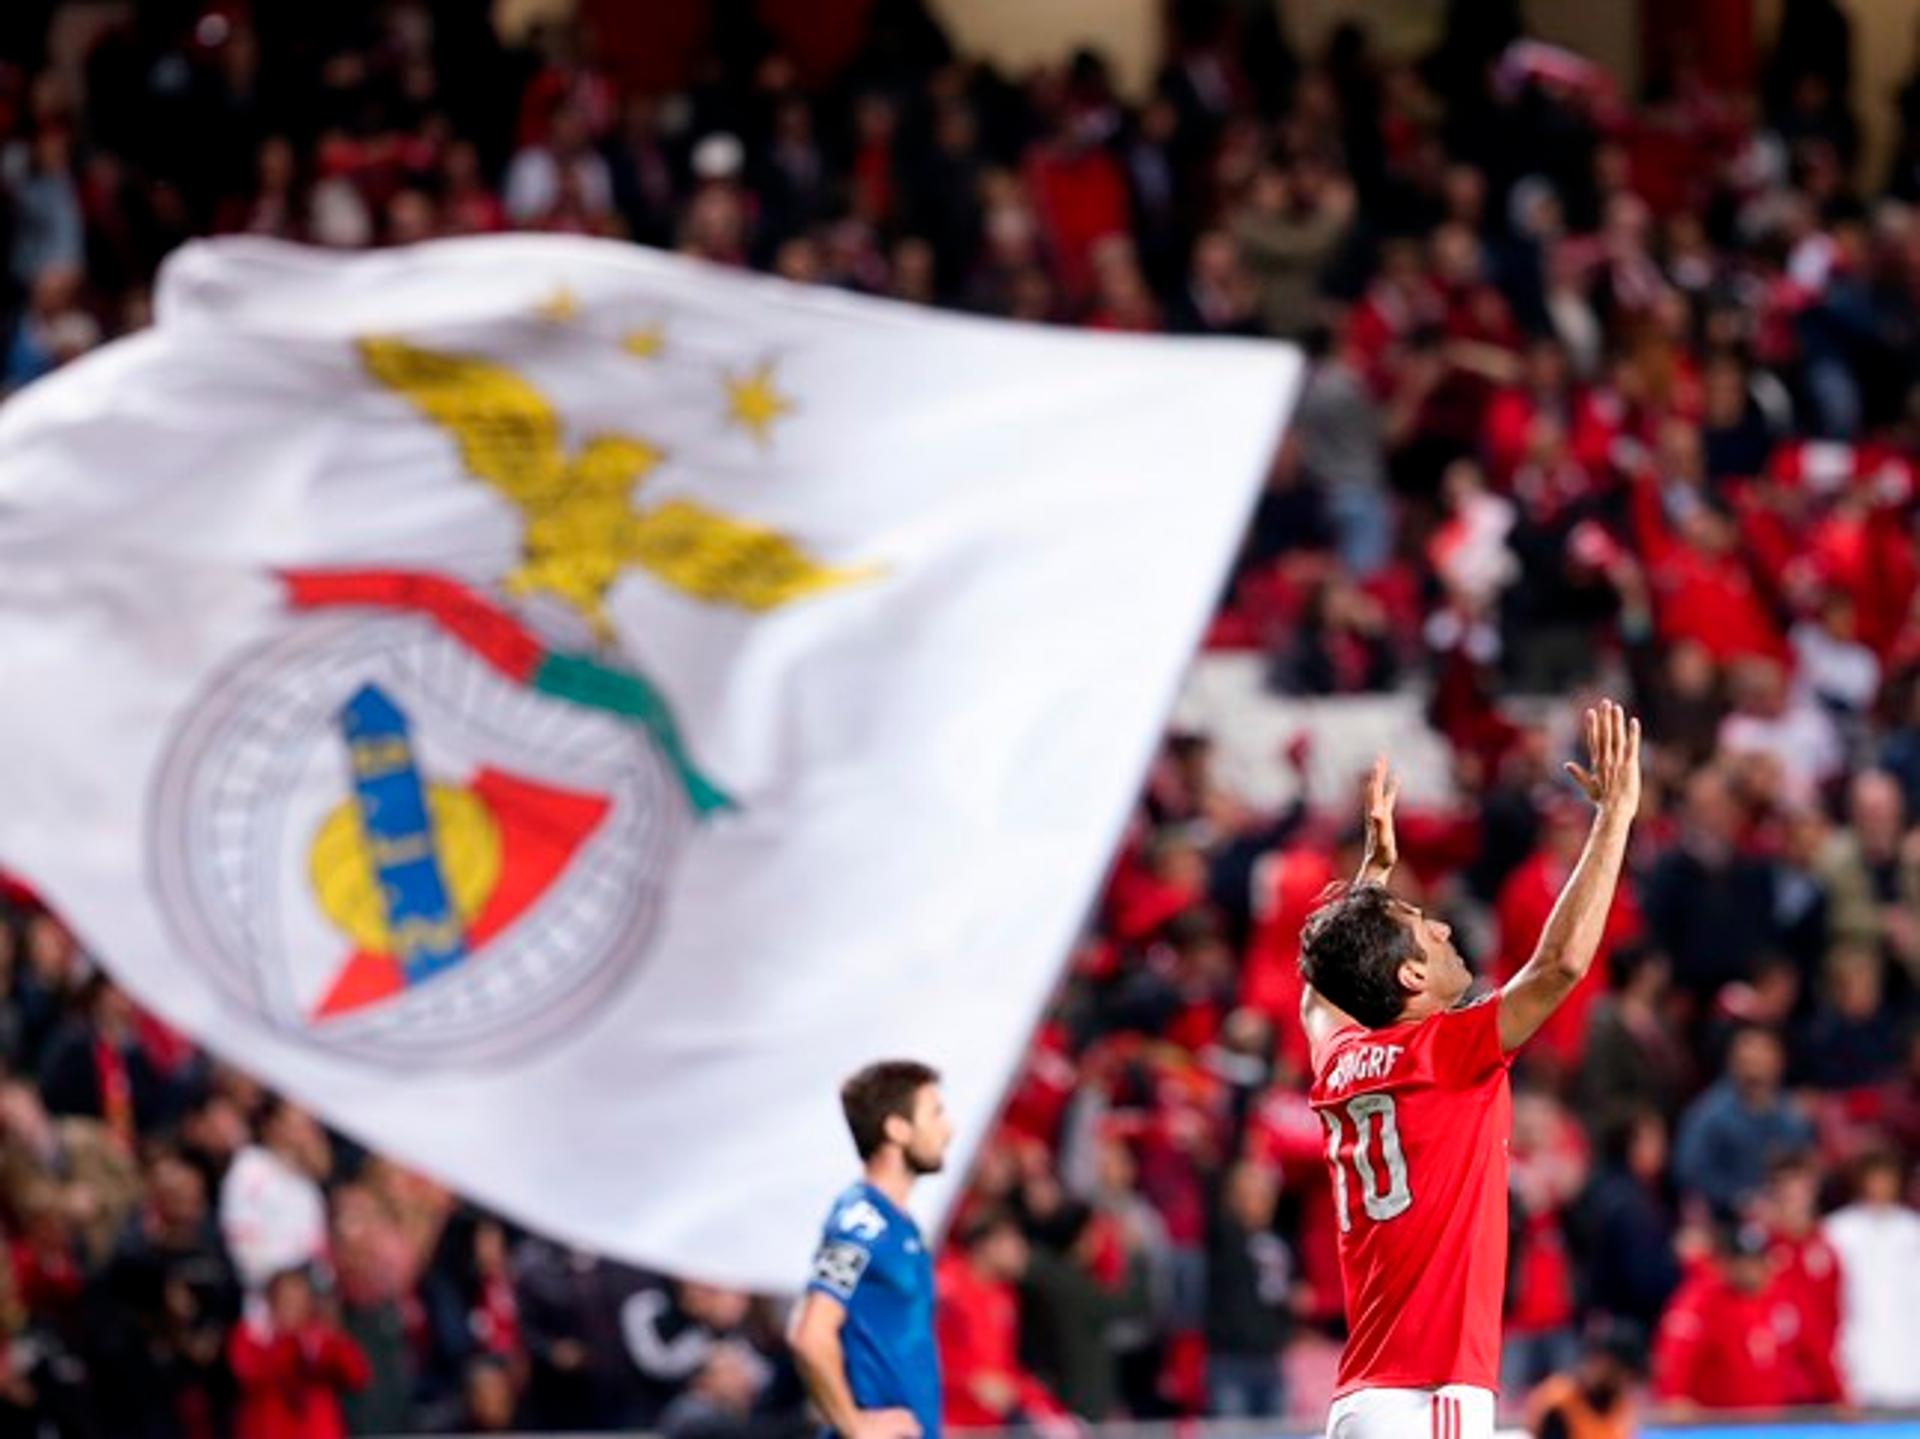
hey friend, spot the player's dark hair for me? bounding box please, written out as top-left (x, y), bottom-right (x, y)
top-left (1298, 881), bottom-right (1418, 1029)
top-left (840, 1059), bottom-right (939, 1161)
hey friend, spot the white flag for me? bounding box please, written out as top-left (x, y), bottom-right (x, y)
top-left (0, 235), bottom-right (1298, 1289)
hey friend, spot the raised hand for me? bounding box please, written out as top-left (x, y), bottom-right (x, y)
top-left (1501, 699), bottom-right (1644, 1052)
top-left (1563, 699), bottom-right (1642, 820)
top-left (1359, 755), bottom-right (1400, 883)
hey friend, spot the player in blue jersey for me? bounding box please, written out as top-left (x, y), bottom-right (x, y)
top-left (790, 1060), bottom-right (953, 1439)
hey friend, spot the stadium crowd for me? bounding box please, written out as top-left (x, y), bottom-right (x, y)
top-left (3, 0), bottom-right (1920, 1433)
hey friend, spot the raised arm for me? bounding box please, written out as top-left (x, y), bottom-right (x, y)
top-left (1301, 983), bottom-right (1357, 1055)
top-left (1497, 701), bottom-right (1641, 1053)
top-left (1354, 755), bottom-right (1398, 888)
top-left (1300, 757), bottom-right (1397, 1052)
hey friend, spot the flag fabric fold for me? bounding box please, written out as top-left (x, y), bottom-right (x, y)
top-left (0, 234), bottom-right (1299, 1289)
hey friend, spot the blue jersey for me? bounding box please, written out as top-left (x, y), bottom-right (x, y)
top-left (805, 1181), bottom-right (940, 1439)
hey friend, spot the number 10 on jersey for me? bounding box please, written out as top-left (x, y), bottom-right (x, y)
top-left (1322, 1093), bottom-right (1412, 1231)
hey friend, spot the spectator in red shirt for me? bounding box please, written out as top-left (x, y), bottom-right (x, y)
top-left (1483, 336), bottom-right (1613, 487)
top-left (9, 1190), bottom-right (84, 1326)
top-left (1431, 220), bottom-right (1523, 424)
top-left (1105, 828), bottom-right (1209, 944)
top-left (1509, 405), bottom-right (1603, 530)
top-left (229, 1268), bottom-right (370, 1439)
top-left (1242, 842), bottom-right (1339, 1055)
top-left (935, 1210), bottom-right (1061, 1429)
top-left (1495, 801), bottom-right (1642, 1073)
top-left (439, 141), bottom-right (506, 237)
top-left (1023, 105), bottom-right (1129, 308)
top-left (1627, 449), bottom-right (1788, 665)
top-left (1652, 1223), bottom-right (1807, 1413)
top-left (1751, 1153), bottom-right (1848, 1406)
top-left (1503, 1093), bottom-right (1589, 1395)
top-left (1349, 237), bottom-right (1445, 395)
top-left (467, 1217), bottom-right (522, 1365)
top-left (512, 32), bottom-right (616, 150)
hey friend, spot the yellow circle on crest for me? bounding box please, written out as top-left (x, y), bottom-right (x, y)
top-left (308, 785), bottom-right (503, 954)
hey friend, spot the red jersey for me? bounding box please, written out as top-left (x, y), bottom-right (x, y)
top-left (228, 1321), bottom-right (369, 1439)
top-left (935, 1254), bottom-right (1062, 1427)
top-left (1766, 1231), bottom-right (1847, 1405)
top-left (1310, 998), bottom-right (1515, 1398)
top-left (1651, 1270), bottom-right (1800, 1410)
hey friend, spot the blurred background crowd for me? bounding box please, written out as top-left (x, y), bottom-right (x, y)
top-left (2, 0), bottom-right (1920, 1434)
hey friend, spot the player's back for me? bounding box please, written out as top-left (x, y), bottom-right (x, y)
top-left (1309, 996), bottom-right (1515, 1399)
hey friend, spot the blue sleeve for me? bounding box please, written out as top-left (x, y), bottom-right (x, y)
top-left (805, 1195), bottom-right (889, 1308)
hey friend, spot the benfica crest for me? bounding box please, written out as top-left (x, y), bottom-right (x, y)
top-left (148, 315), bottom-right (871, 1066)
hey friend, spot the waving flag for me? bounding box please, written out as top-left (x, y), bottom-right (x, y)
top-left (0, 235), bottom-right (1298, 1288)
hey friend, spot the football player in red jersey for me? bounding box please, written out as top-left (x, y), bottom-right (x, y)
top-left (1300, 701), bottom-right (1641, 1439)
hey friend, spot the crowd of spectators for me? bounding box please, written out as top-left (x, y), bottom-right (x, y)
top-left (3, 0), bottom-right (1920, 1433)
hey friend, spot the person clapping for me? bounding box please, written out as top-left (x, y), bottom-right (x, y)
top-left (228, 1268), bottom-right (369, 1439)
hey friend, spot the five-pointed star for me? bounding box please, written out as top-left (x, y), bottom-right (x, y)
top-left (622, 324), bottom-right (666, 359)
top-left (535, 286), bottom-right (580, 324)
top-left (358, 338), bottom-right (862, 642)
top-left (724, 360), bottom-right (794, 443)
